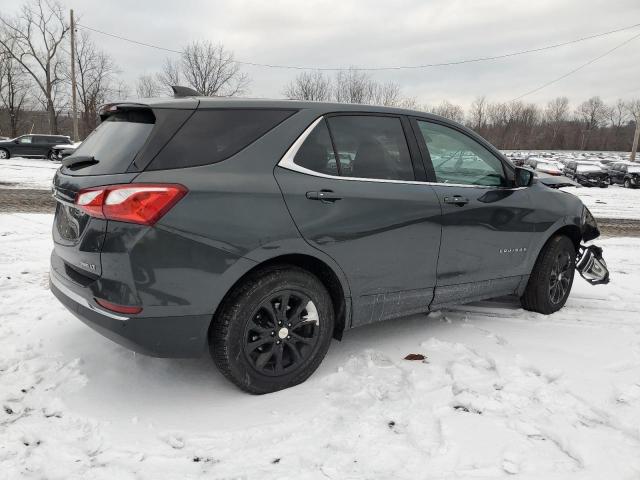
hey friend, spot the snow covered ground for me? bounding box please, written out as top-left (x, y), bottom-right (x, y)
top-left (1, 212), bottom-right (640, 479)
top-left (0, 158), bottom-right (58, 190)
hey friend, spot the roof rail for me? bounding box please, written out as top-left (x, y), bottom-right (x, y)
top-left (171, 85), bottom-right (201, 98)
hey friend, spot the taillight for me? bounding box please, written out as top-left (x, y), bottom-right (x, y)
top-left (75, 184), bottom-right (187, 225)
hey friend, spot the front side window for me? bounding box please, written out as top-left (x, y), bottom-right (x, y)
top-left (327, 115), bottom-right (414, 181)
top-left (18, 136), bottom-right (32, 144)
top-left (417, 121), bottom-right (506, 187)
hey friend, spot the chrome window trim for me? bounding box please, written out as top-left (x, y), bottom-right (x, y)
top-left (277, 115), bottom-right (525, 191)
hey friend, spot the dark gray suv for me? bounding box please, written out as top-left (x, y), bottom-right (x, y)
top-left (50, 90), bottom-right (609, 393)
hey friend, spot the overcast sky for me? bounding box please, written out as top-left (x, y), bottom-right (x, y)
top-left (4, 0), bottom-right (640, 107)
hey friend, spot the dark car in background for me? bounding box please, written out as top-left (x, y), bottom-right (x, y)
top-left (50, 89), bottom-right (609, 394)
top-left (564, 160), bottom-right (608, 187)
top-left (609, 162), bottom-right (640, 188)
top-left (0, 134), bottom-right (72, 160)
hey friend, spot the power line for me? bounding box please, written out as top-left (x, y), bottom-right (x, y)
top-left (76, 22), bottom-right (640, 72)
top-left (512, 31), bottom-right (640, 101)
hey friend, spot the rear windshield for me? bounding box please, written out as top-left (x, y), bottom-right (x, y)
top-left (63, 109), bottom-right (155, 175)
top-left (146, 108), bottom-right (295, 170)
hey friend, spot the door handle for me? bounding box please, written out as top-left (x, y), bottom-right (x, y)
top-left (306, 190), bottom-right (342, 203)
top-left (443, 195), bottom-right (469, 206)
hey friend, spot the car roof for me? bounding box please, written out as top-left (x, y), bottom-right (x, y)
top-left (128, 95), bottom-right (450, 122)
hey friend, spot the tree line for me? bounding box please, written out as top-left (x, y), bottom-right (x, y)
top-left (1, 0), bottom-right (639, 154)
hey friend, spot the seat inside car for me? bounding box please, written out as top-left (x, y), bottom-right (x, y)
top-left (352, 139), bottom-right (396, 179)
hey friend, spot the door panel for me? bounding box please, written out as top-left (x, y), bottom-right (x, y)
top-left (275, 167), bottom-right (441, 326)
top-left (429, 184), bottom-right (534, 285)
top-left (412, 118), bottom-right (535, 289)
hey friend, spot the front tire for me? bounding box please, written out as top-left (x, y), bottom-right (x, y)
top-left (0, 148), bottom-right (9, 160)
top-left (624, 178), bottom-right (632, 189)
top-left (521, 235), bottom-right (576, 314)
top-left (210, 266), bottom-right (334, 394)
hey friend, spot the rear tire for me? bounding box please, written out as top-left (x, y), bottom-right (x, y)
top-left (0, 148), bottom-right (9, 160)
top-left (210, 266), bottom-right (334, 394)
top-left (47, 150), bottom-right (56, 161)
top-left (521, 235), bottom-right (576, 314)
top-left (624, 178), bottom-right (631, 189)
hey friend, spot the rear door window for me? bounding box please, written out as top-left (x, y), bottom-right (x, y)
top-left (64, 109), bottom-right (155, 176)
top-left (147, 109), bottom-right (296, 170)
top-left (326, 115), bottom-right (414, 180)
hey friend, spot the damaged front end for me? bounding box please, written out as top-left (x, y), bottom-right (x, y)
top-left (576, 207), bottom-right (610, 285)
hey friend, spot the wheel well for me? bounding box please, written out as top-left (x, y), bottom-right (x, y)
top-left (549, 225), bottom-right (581, 251)
top-left (214, 254), bottom-right (348, 341)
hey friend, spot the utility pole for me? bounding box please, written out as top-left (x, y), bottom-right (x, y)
top-left (631, 122), bottom-right (640, 162)
top-left (70, 9), bottom-right (79, 142)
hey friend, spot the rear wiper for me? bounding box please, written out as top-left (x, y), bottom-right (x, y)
top-left (62, 155), bottom-right (98, 169)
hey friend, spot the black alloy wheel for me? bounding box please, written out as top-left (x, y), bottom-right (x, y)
top-left (211, 265), bottom-right (334, 394)
top-left (548, 251), bottom-right (571, 305)
top-left (244, 290), bottom-right (320, 376)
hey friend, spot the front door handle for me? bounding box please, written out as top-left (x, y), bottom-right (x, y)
top-left (306, 190), bottom-right (342, 203)
top-left (443, 195), bottom-right (469, 206)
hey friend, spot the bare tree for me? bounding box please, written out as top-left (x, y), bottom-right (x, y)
top-left (544, 97), bottom-right (569, 146)
top-left (575, 96), bottom-right (608, 149)
top-left (333, 68), bottom-right (372, 104)
top-left (136, 74), bottom-right (161, 98)
top-left (0, 43), bottom-right (31, 137)
top-left (71, 31), bottom-right (120, 136)
top-left (468, 95), bottom-right (487, 130)
top-left (180, 41), bottom-right (249, 96)
top-left (370, 81), bottom-right (403, 107)
top-left (431, 100), bottom-right (465, 123)
top-left (283, 70), bottom-right (331, 101)
top-left (156, 57), bottom-right (181, 92)
top-left (0, 0), bottom-right (70, 133)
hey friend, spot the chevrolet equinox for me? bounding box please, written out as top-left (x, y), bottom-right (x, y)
top-left (50, 87), bottom-right (609, 393)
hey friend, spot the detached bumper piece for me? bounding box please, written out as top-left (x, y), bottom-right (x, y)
top-left (576, 245), bottom-right (610, 285)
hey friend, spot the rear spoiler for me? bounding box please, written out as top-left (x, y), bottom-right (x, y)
top-left (98, 103), bottom-right (151, 121)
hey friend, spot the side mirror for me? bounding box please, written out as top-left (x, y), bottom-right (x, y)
top-left (14, 139), bottom-right (20, 144)
top-left (515, 166), bottom-right (534, 187)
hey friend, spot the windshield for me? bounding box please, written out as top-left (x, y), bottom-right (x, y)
top-left (64, 109), bottom-right (155, 175)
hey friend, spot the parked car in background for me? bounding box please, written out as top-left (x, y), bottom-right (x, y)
top-left (0, 134), bottom-right (72, 160)
top-left (564, 161), bottom-right (608, 187)
top-left (609, 162), bottom-right (640, 188)
top-left (525, 157), bottom-right (563, 175)
top-left (50, 142), bottom-right (82, 161)
top-left (50, 90), bottom-right (609, 393)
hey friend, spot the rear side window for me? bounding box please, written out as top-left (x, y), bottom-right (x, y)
top-left (65, 109), bottom-right (155, 175)
top-left (147, 109), bottom-right (295, 170)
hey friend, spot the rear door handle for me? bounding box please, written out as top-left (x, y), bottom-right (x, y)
top-left (306, 190), bottom-right (342, 203)
top-left (443, 195), bottom-right (469, 206)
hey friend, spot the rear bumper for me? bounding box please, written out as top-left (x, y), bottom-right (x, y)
top-left (50, 269), bottom-right (211, 358)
